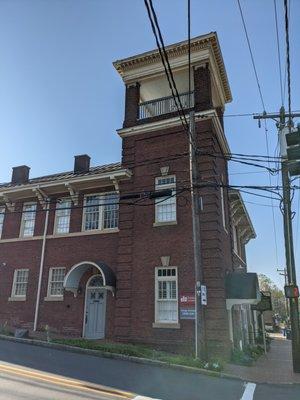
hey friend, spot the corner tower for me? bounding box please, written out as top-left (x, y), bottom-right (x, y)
top-left (113, 33), bottom-right (234, 357)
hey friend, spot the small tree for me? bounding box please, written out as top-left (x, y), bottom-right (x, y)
top-left (258, 274), bottom-right (287, 320)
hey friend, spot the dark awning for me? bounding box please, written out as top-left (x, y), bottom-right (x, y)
top-left (64, 261), bottom-right (116, 296)
top-left (226, 272), bottom-right (261, 308)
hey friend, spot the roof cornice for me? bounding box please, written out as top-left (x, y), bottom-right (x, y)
top-left (113, 32), bottom-right (232, 103)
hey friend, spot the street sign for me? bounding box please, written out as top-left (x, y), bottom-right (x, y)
top-left (200, 285), bottom-right (207, 306)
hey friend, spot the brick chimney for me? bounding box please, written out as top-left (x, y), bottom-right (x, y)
top-left (74, 155), bottom-right (90, 174)
top-left (11, 165), bottom-right (30, 185)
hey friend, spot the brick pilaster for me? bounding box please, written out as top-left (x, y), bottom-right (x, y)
top-left (123, 83), bottom-right (140, 128)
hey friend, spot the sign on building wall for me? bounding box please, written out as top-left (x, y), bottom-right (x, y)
top-left (180, 293), bottom-right (195, 320)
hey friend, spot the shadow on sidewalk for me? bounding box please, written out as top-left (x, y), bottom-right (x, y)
top-left (225, 335), bottom-right (300, 384)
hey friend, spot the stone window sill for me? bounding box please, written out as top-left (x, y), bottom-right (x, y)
top-left (153, 221), bottom-right (177, 228)
top-left (8, 296), bottom-right (26, 302)
top-left (44, 296), bottom-right (64, 302)
top-left (152, 322), bottom-right (180, 329)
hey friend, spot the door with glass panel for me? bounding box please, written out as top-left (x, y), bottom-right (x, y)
top-left (84, 275), bottom-right (106, 339)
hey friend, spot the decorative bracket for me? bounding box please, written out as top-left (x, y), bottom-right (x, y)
top-left (33, 188), bottom-right (48, 210)
top-left (0, 193), bottom-right (15, 212)
top-left (111, 178), bottom-right (120, 192)
top-left (65, 183), bottom-right (79, 205)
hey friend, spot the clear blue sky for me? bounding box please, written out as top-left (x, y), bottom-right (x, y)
top-left (0, 0), bottom-right (299, 288)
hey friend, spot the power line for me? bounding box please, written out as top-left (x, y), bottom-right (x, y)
top-left (264, 119), bottom-right (279, 266)
top-left (237, 0), bottom-right (266, 111)
top-left (283, 0), bottom-right (291, 104)
top-left (284, 0), bottom-right (292, 123)
top-left (143, 0), bottom-right (195, 150)
top-left (274, 0), bottom-right (284, 106)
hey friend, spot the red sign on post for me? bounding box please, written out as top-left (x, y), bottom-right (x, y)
top-left (180, 294), bottom-right (195, 306)
top-left (180, 293), bottom-right (195, 320)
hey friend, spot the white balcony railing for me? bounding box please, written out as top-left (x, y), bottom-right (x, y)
top-left (139, 91), bottom-right (194, 120)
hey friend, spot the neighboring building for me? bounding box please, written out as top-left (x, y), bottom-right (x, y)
top-left (0, 33), bottom-right (259, 357)
top-left (227, 189), bottom-right (259, 349)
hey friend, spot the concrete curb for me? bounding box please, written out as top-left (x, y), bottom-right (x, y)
top-left (0, 334), bottom-right (241, 382)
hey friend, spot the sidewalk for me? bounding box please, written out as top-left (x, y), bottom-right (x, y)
top-left (225, 334), bottom-right (300, 384)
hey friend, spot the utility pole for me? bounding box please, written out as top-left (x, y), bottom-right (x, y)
top-left (187, 0), bottom-right (205, 360)
top-left (189, 110), bottom-right (206, 360)
top-left (254, 107), bottom-right (300, 373)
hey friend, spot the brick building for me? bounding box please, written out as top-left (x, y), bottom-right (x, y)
top-left (0, 33), bottom-right (260, 356)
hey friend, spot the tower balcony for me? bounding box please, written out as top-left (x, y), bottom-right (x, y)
top-left (138, 91), bottom-right (194, 120)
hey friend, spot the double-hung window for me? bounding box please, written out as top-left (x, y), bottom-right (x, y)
top-left (83, 193), bottom-right (119, 231)
top-left (54, 199), bottom-right (71, 234)
top-left (11, 269), bottom-right (29, 299)
top-left (47, 267), bottom-right (65, 298)
top-left (155, 175), bottom-right (176, 223)
top-left (20, 203), bottom-right (37, 237)
top-left (155, 267), bottom-right (178, 323)
top-left (0, 206), bottom-right (5, 238)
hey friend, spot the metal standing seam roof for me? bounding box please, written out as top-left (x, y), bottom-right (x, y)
top-left (0, 162), bottom-right (122, 190)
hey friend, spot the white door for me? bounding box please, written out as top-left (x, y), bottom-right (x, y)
top-left (84, 288), bottom-right (106, 339)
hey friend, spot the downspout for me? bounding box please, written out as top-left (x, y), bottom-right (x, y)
top-left (33, 202), bottom-right (50, 331)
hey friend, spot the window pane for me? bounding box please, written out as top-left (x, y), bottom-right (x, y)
top-left (103, 194), bottom-right (119, 229)
top-left (49, 268), bottom-right (65, 296)
top-left (84, 196), bottom-right (100, 230)
top-left (156, 195), bottom-right (176, 222)
top-left (22, 204), bottom-right (36, 237)
top-left (157, 300), bottom-right (177, 322)
top-left (55, 199), bottom-right (71, 234)
top-left (14, 270), bottom-right (29, 296)
top-left (156, 176), bottom-right (175, 186)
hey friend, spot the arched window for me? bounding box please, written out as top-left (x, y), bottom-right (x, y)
top-left (87, 275), bottom-right (104, 288)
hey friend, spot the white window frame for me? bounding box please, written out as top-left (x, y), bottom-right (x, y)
top-left (154, 266), bottom-right (178, 325)
top-left (45, 267), bottom-right (66, 301)
top-left (54, 198), bottom-right (71, 235)
top-left (9, 269), bottom-right (29, 301)
top-left (233, 224), bottom-right (240, 255)
top-left (154, 175), bottom-right (177, 225)
top-left (20, 202), bottom-right (37, 237)
top-left (220, 182), bottom-right (228, 233)
top-left (82, 192), bottom-right (119, 232)
top-left (0, 205), bottom-right (5, 239)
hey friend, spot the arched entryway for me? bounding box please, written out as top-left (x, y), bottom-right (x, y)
top-left (63, 261), bottom-right (116, 339)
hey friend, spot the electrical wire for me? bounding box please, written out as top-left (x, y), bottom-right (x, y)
top-left (143, 0), bottom-right (195, 150)
top-left (237, 0), bottom-right (266, 111)
top-left (284, 0), bottom-right (292, 124)
top-left (264, 119), bottom-right (279, 266)
top-left (274, 0), bottom-right (284, 106)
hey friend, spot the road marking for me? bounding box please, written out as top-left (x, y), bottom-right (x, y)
top-left (0, 362), bottom-right (134, 399)
top-left (133, 397), bottom-right (162, 400)
top-left (240, 382), bottom-right (256, 400)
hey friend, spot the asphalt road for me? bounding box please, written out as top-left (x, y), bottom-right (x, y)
top-left (0, 339), bottom-right (299, 400)
top-left (0, 369), bottom-right (126, 400)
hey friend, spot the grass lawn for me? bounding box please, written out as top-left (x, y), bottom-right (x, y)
top-left (52, 338), bottom-right (223, 372)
